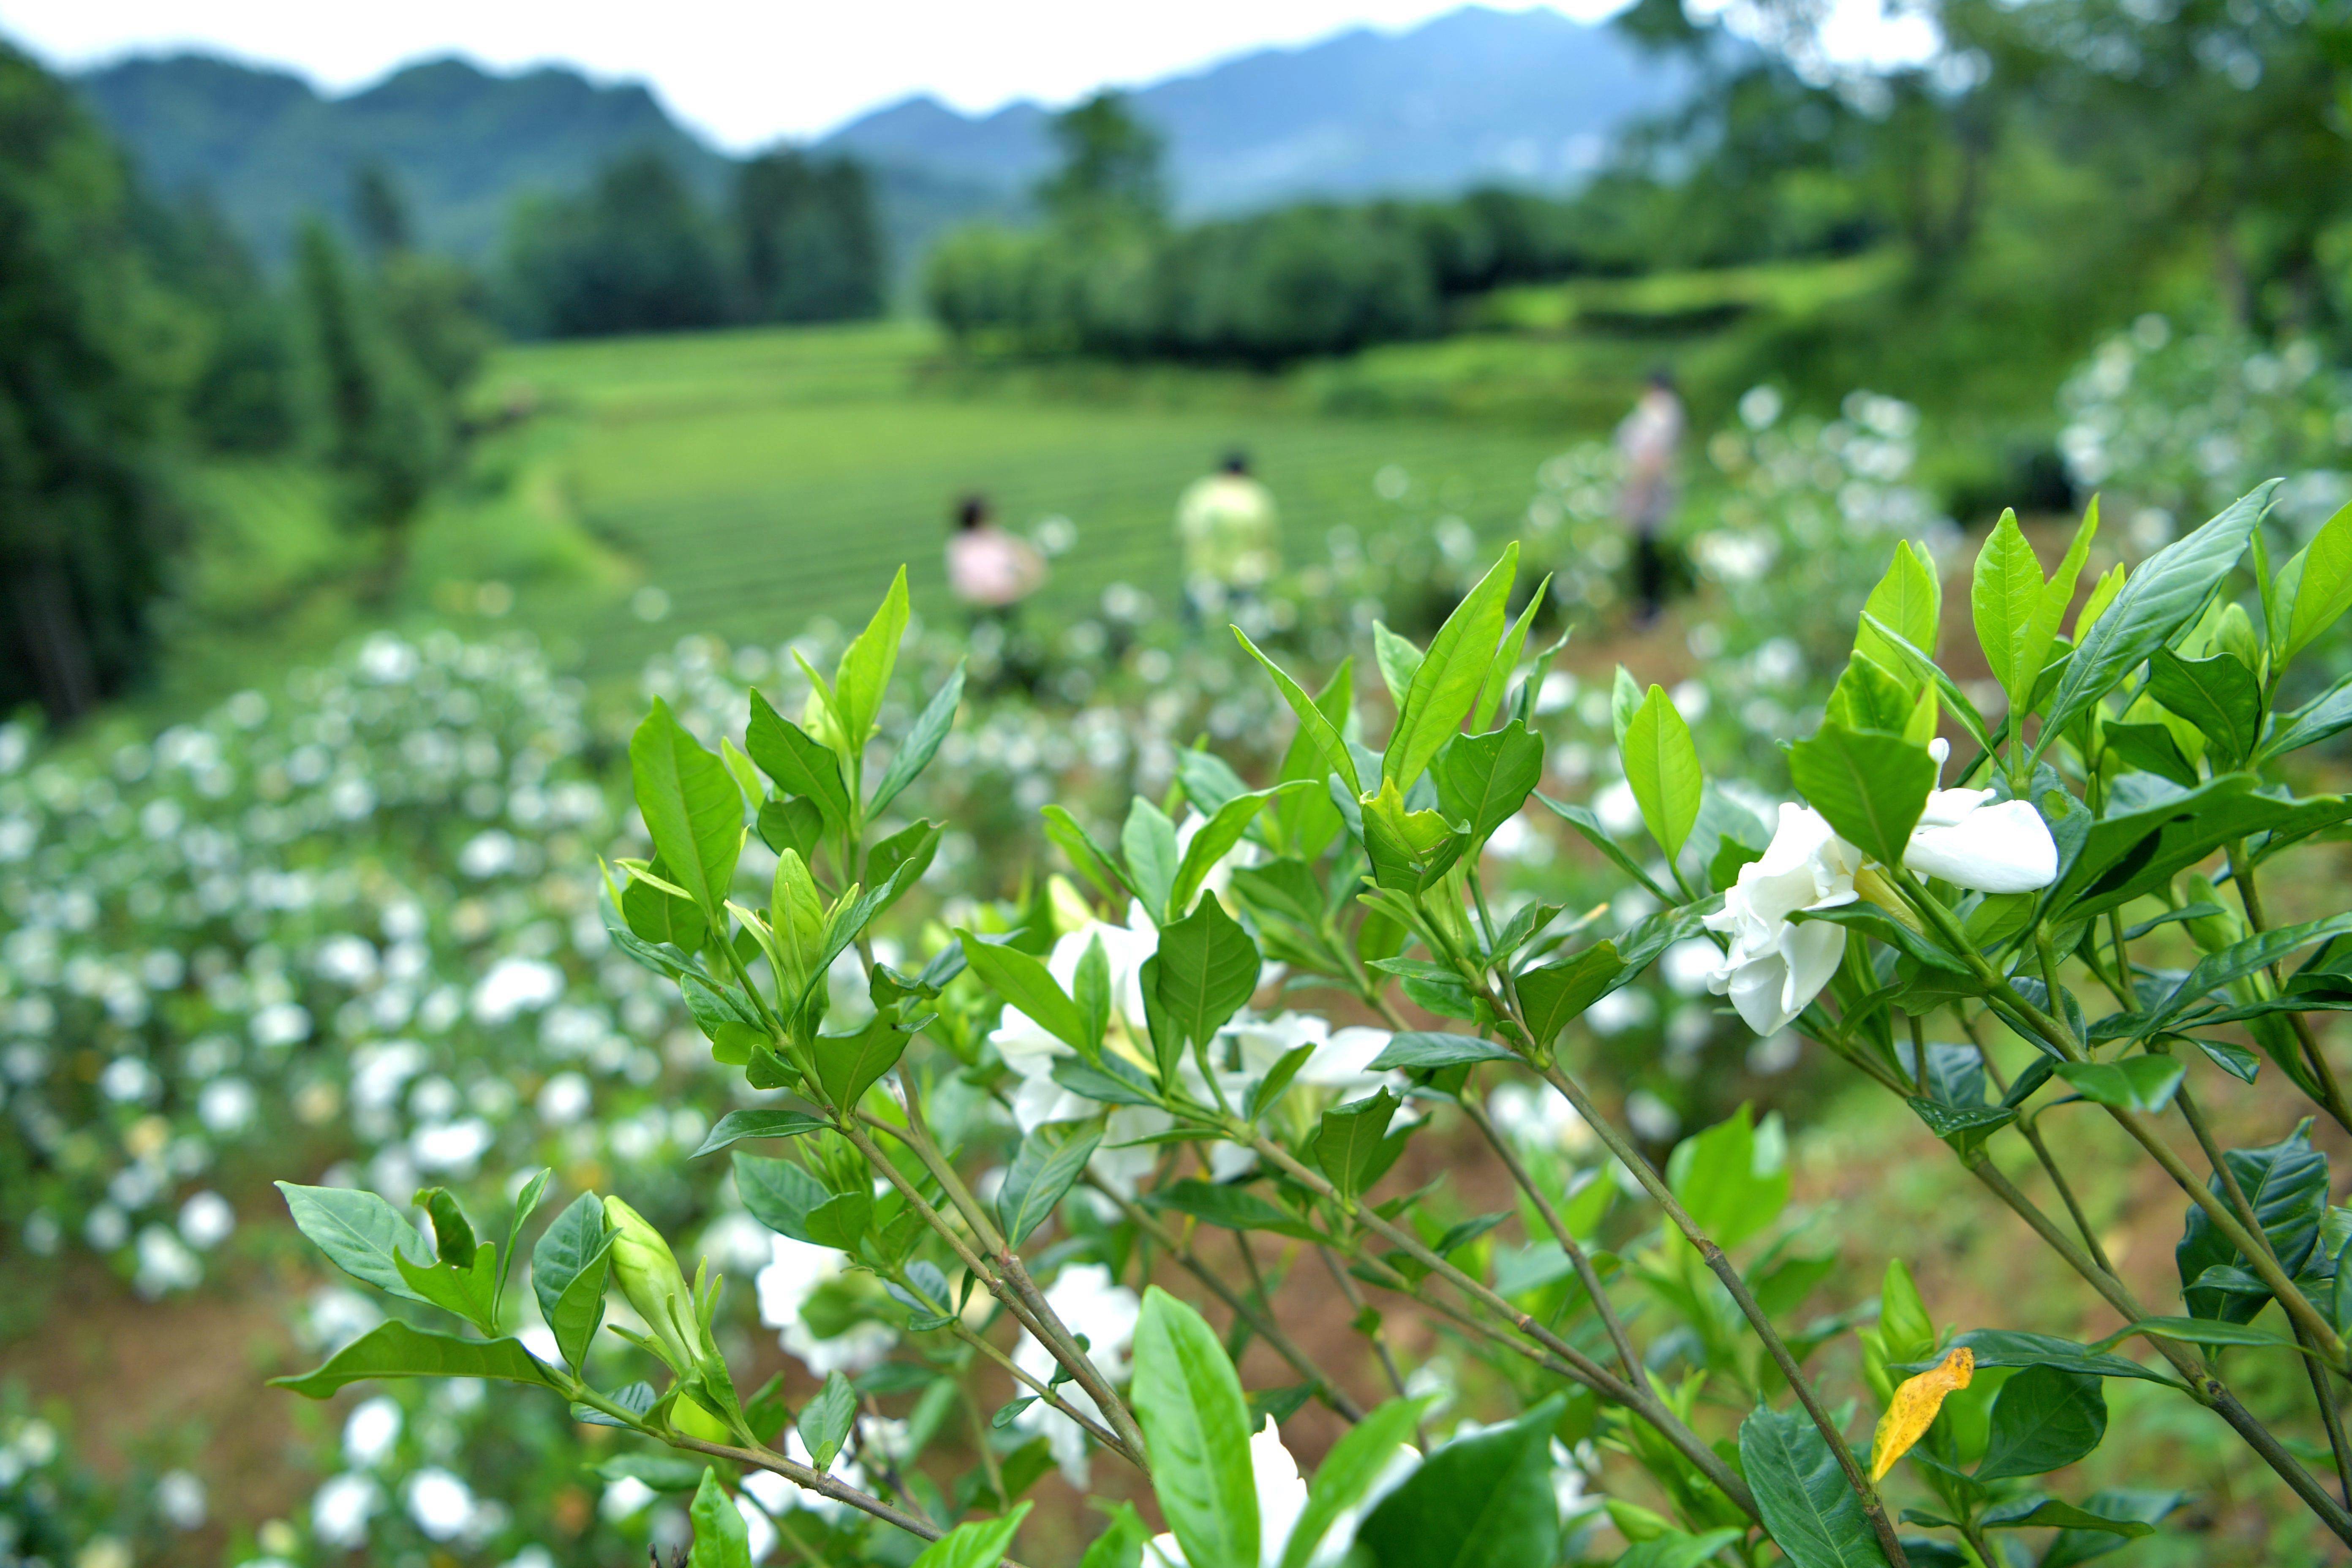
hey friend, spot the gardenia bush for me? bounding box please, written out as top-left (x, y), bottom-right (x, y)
top-left (268, 485), bottom-right (2352, 1568)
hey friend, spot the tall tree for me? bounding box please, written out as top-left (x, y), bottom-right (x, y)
top-left (735, 151), bottom-right (885, 322)
top-left (501, 150), bottom-right (734, 337)
top-left (351, 161), bottom-right (414, 259)
top-left (0, 44), bottom-right (190, 721)
top-left (1035, 92), bottom-right (1167, 229)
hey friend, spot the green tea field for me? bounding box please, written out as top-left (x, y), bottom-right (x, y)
top-left (479, 321), bottom-right (1581, 672)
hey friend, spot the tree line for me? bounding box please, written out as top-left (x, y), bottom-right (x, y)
top-left (0, 38), bottom-right (887, 723)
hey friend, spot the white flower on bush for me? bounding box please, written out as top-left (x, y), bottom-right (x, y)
top-left (1705, 746), bottom-right (2057, 1033)
top-left (471, 958), bottom-right (562, 1025)
top-left (343, 1396), bottom-right (402, 1467)
top-left (1013, 1263), bottom-right (1141, 1486)
top-left (756, 1234), bottom-right (896, 1375)
top-left (404, 1467), bottom-right (475, 1540)
top-left (311, 1473), bottom-right (382, 1548)
top-left (1148, 1418), bottom-right (1416, 1568)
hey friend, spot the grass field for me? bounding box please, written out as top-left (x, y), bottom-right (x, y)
top-left (476, 321), bottom-right (1583, 673)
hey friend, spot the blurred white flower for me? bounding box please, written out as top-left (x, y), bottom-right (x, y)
top-left (154, 1470), bottom-right (207, 1530)
top-left (343, 1396), bottom-right (403, 1467)
top-left (756, 1235), bottom-right (896, 1376)
top-left (311, 1473), bottom-right (381, 1549)
top-left (177, 1191), bottom-right (234, 1250)
top-left (472, 958), bottom-right (563, 1025)
top-left (404, 1467), bottom-right (474, 1540)
top-left (1013, 1263), bottom-right (1141, 1485)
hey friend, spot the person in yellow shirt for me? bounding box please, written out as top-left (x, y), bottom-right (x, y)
top-left (1175, 451), bottom-right (1280, 623)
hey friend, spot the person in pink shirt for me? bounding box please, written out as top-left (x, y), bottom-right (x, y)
top-left (946, 494), bottom-right (1045, 627)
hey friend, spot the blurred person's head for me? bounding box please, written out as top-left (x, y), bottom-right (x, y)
top-left (1646, 367), bottom-right (1677, 395)
top-left (1220, 450), bottom-right (1250, 476)
top-left (956, 493), bottom-right (992, 532)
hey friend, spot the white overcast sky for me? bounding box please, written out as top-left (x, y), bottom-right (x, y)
top-left (0, 0), bottom-right (1935, 151)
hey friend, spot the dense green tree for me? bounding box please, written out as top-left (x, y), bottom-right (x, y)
top-left (0, 44), bottom-right (193, 721)
top-left (1034, 92), bottom-right (1166, 229)
top-left (735, 151), bottom-right (884, 322)
top-left (351, 161), bottom-right (414, 260)
top-left (291, 220), bottom-right (449, 564)
top-left (501, 150), bottom-right (736, 336)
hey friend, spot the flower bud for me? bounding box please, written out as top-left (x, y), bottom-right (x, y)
top-left (603, 1196), bottom-right (700, 1370)
top-left (2179, 874), bottom-right (2246, 953)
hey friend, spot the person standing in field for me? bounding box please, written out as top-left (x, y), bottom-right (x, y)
top-left (1175, 451), bottom-right (1280, 623)
top-left (1616, 370), bottom-right (1684, 625)
top-left (946, 494), bottom-right (1045, 628)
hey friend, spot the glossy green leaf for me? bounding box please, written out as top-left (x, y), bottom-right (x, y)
top-left (1237, 629), bottom-right (1361, 796)
top-left (1124, 796), bottom-right (1182, 921)
top-left (532, 1191), bottom-right (612, 1369)
top-left (734, 1152), bottom-right (830, 1244)
top-left (1978, 1496), bottom-right (2153, 1537)
top-left (1622, 684), bottom-right (1703, 861)
top-left (1357, 1396), bottom-right (1563, 1568)
top-left (1976, 1365), bottom-right (2106, 1481)
top-left (1277, 1396), bottom-right (1427, 1568)
top-left (909, 1503), bottom-right (1034, 1568)
top-left (800, 1369), bottom-right (858, 1468)
top-left (1153, 896), bottom-right (1260, 1053)
top-left (2177, 1119), bottom-right (2327, 1323)
top-left (1372, 621), bottom-right (1424, 708)
top-left (2285, 499), bottom-right (2352, 659)
top-left (693, 1109), bottom-right (827, 1158)
top-left (1474, 577), bottom-right (1550, 732)
top-left (1974, 510), bottom-right (2049, 718)
top-left (1666, 1105), bottom-right (1789, 1250)
top-left (997, 1119), bottom-right (1104, 1245)
top-left (870, 660), bottom-right (964, 815)
top-left (1359, 777), bottom-right (1469, 894)
top-left (1853, 541), bottom-right (1941, 685)
top-left (1132, 1287), bottom-right (1261, 1568)
top-left (2051, 1056), bottom-right (2184, 1113)
top-left (278, 1181), bottom-right (433, 1304)
top-left (2036, 481), bottom-right (2273, 764)
top-left (1386, 545), bottom-right (1516, 792)
top-left (1432, 723), bottom-right (1544, 847)
top-left (688, 1467), bottom-right (752, 1568)
top-left (959, 931), bottom-right (1090, 1054)
top-left (2038, 1491), bottom-right (2184, 1568)
top-left (272, 1321), bottom-right (553, 1398)
top-left (1513, 944), bottom-right (1627, 1048)
top-left (1315, 1089), bottom-right (1403, 1201)
top-left (1786, 722), bottom-right (1933, 868)
top-left (1737, 1405), bottom-right (1890, 1568)
top-left (632, 698), bottom-right (744, 915)
top-left (1366, 1031), bottom-right (1518, 1070)
top-left (1171, 787), bottom-right (1294, 915)
top-left (835, 565), bottom-right (910, 749)
top-left (2145, 649), bottom-right (2260, 769)
top-left (1914, 1330), bottom-right (2172, 1384)
top-left (2141, 912), bottom-right (2352, 1041)
top-left (1144, 1180), bottom-right (1323, 1243)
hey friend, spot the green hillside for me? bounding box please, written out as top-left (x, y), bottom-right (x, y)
top-left (466, 321), bottom-right (1572, 672)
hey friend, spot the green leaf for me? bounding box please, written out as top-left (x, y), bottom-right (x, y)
top-left (395, 1238), bottom-right (498, 1332)
top-left (1367, 1032), bottom-right (1518, 1070)
top-left (1172, 787), bottom-right (1295, 915)
top-left (1611, 666), bottom-right (1642, 749)
top-left (1386, 545), bottom-right (1517, 792)
top-left (271, 1321), bottom-right (553, 1399)
top-left (2177, 1119), bottom-right (2327, 1323)
top-left (1359, 778), bottom-right (1469, 894)
top-left (1912, 1331), bottom-right (2172, 1384)
top-left (813, 1011), bottom-right (906, 1115)
top-left (1978, 1495), bottom-right (2154, 1538)
top-left (1907, 1098), bottom-right (2016, 1156)
top-left (997, 1119), bottom-right (1104, 1246)
top-left (278, 1182), bottom-right (433, 1304)
top-left (1043, 805), bottom-right (1135, 903)
top-left (1853, 541), bottom-right (1941, 687)
top-left (2050, 1056), bottom-right (2184, 1113)
top-left (1124, 797), bottom-right (1182, 921)
top-left (2036, 481), bottom-right (2274, 764)
top-left (1433, 724), bottom-right (1544, 847)
top-left (909, 1503), bottom-right (1034, 1568)
top-left (2104, 1316), bottom-right (2312, 1354)
top-left (835, 565), bottom-right (910, 749)
top-left (1277, 1395), bottom-right (1426, 1568)
top-left (1513, 945), bottom-right (1627, 1048)
top-left (1356, 1396), bottom-right (1563, 1568)
top-left (1372, 621), bottom-right (1424, 708)
top-left (1666, 1105), bottom-right (1789, 1250)
top-left (1856, 614), bottom-right (1997, 765)
top-left (688, 1467), bottom-right (753, 1568)
top-left (2145, 649), bottom-right (2261, 769)
top-left (1237, 629), bottom-right (1361, 796)
top-left (1246, 1043), bottom-right (1317, 1121)
top-left (2285, 499), bottom-right (2352, 659)
top-left (2038, 1491), bottom-right (2184, 1568)
top-left (1132, 1287), bottom-right (1261, 1568)
top-left (1973, 510), bottom-right (2049, 719)
top-left (1078, 1505), bottom-right (1153, 1568)
top-left (2140, 912), bottom-right (2352, 1041)
top-left (1153, 896), bottom-right (1260, 1054)
top-left (1145, 1181), bottom-right (1323, 1243)
top-left (800, 1370), bottom-right (858, 1469)
top-left (1275, 660), bottom-right (1354, 860)
top-left (622, 863), bottom-right (709, 953)
top-left (960, 932), bottom-right (1091, 1054)
top-left (693, 1110), bottom-right (828, 1158)
top-left (735, 1153), bottom-right (830, 1245)
top-left (2261, 673), bottom-right (2352, 762)
top-left (1315, 1089), bottom-right (1404, 1201)
top-left (1622, 685), bottom-right (1703, 861)
top-left (597, 1452), bottom-right (713, 1491)
top-left (633, 698), bottom-right (745, 915)
top-left (870, 661), bottom-right (964, 816)
top-left (532, 1191), bottom-right (612, 1369)
top-left (866, 819), bottom-right (942, 915)
top-left (747, 691), bottom-right (852, 830)
top-left (1051, 1055), bottom-right (1164, 1109)
top-left (1786, 723), bottom-right (1935, 868)
top-left (1475, 577), bottom-right (1550, 732)
top-left (1976, 1365), bottom-right (2107, 1482)
top-left (1534, 794), bottom-right (1671, 902)
top-left (1737, 1405), bottom-right (1891, 1568)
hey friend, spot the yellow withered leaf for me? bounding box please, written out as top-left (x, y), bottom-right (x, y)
top-left (1870, 1345), bottom-right (1973, 1482)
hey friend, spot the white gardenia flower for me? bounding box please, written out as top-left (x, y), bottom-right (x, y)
top-left (1706, 744), bottom-right (2059, 1034)
top-left (1148, 1418), bottom-right (1417, 1568)
top-left (1703, 803), bottom-right (1864, 1035)
top-left (756, 1233), bottom-right (897, 1375)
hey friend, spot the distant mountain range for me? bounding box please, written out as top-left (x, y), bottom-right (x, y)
top-left (63, 6), bottom-right (1690, 272)
top-left (821, 6), bottom-right (1693, 215)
